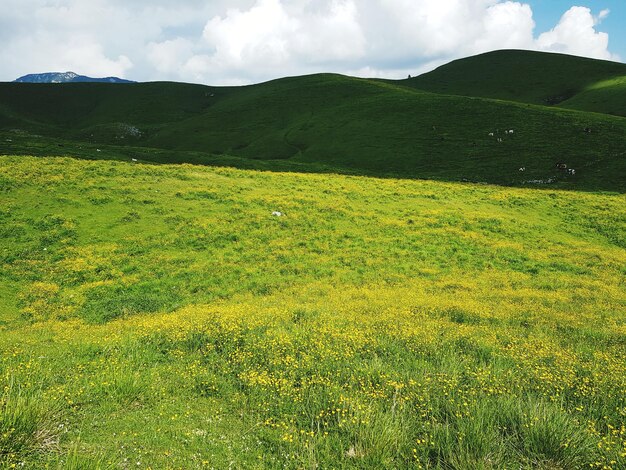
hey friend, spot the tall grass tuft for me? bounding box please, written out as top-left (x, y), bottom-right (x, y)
top-left (513, 399), bottom-right (598, 469)
top-left (0, 379), bottom-right (58, 461)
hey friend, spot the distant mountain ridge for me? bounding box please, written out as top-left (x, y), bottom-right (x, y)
top-left (14, 72), bottom-right (135, 84)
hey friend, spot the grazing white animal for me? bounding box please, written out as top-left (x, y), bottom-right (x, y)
top-left (509, 129), bottom-right (514, 134)
top-left (519, 167), bottom-right (526, 172)
top-left (96, 149), bottom-right (101, 152)
top-left (497, 138), bottom-right (503, 143)
top-left (488, 132), bottom-right (494, 137)
top-left (131, 158), bottom-right (138, 162)
top-left (272, 211), bottom-right (283, 217)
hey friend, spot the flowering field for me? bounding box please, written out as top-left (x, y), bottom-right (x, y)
top-left (1, 156), bottom-right (625, 469)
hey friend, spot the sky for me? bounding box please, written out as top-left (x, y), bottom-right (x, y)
top-left (0, 1), bottom-right (623, 85)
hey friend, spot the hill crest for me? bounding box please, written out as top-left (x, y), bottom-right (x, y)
top-left (404, 49), bottom-right (626, 116)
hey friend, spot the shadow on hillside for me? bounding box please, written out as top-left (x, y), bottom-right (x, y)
top-left (1, 132), bottom-right (624, 194)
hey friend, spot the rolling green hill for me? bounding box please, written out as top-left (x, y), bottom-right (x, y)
top-left (404, 49), bottom-right (626, 116)
top-left (1, 50), bottom-right (625, 191)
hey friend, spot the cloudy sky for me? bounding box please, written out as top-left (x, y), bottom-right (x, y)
top-left (0, 1), bottom-right (623, 85)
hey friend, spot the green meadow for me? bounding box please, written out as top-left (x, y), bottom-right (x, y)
top-left (1, 156), bottom-right (625, 469)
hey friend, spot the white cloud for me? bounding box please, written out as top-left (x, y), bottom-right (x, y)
top-left (147, 38), bottom-right (195, 76)
top-left (200, 0), bottom-right (365, 73)
top-left (293, 0), bottom-right (365, 63)
top-left (0, 1), bottom-right (620, 84)
top-left (597, 9), bottom-right (610, 22)
top-left (536, 6), bottom-right (617, 61)
top-left (364, 0), bottom-right (496, 57)
top-left (60, 42), bottom-right (133, 78)
top-left (3, 33), bottom-right (133, 79)
top-left (472, 2), bottom-right (535, 53)
top-left (203, 0), bottom-right (300, 68)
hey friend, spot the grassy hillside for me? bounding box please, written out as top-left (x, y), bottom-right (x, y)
top-left (558, 76), bottom-right (626, 116)
top-left (405, 50), bottom-right (626, 116)
top-left (0, 81), bottom-right (219, 132)
top-left (1, 155), bottom-right (625, 468)
top-left (2, 71), bottom-right (626, 192)
top-left (146, 75), bottom-right (626, 191)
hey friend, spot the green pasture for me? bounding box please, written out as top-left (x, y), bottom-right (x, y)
top-left (0, 156), bottom-right (624, 468)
